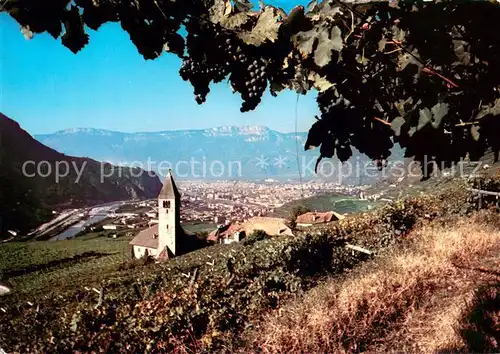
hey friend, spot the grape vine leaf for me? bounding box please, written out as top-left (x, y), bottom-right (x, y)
top-left (408, 125), bottom-right (417, 138)
top-left (320, 138), bottom-right (335, 158)
top-left (418, 102), bottom-right (449, 130)
top-left (477, 98), bottom-right (500, 119)
top-left (220, 12), bottom-right (251, 28)
top-left (378, 37), bottom-right (388, 52)
top-left (305, 119), bottom-right (326, 150)
top-left (46, 18), bottom-right (65, 40)
top-left (430, 102), bottom-right (449, 128)
top-left (270, 81), bottom-right (285, 95)
top-left (240, 7), bottom-right (281, 45)
top-left (225, 0), bottom-right (233, 15)
top-left (293, 25), bottom-right (343, 66)
top-left (471, 125), bottom-right (480, 141)
top-left (397, 49), bottom-right (422, 71)
top-left (61, 5), bottom-right (89, 54)
top-left (293, 29), bottom-right (317, 57)
top-left (308, 72), bottom-right (334, 92)
top-left (210, 0), bottom-right (231, 22)
top-left (314, 25), bottom-right (343, 67)
top-left (391, 116), bottom-right (405, 136)
top-left (306, 0), bottom-right (318, 13)
top-left (77, 0), bottom-right (118, 31)
top-left (163, 33), bottom-right (185, 56)
top-left (391, 25), bottom-right (406, 43)
top-left (258, 0), bottom-right (265, 11)
top-left (21, 26), bottom-right (34, 40)
top-left (452, 40), bottom-right (471, 66)
top-left (312, 1), bottom-right (342, 20)
top-left (233, 0), bottom-right (252, 12)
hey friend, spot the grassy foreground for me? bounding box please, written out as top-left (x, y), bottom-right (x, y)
top-left (273, 193), bottom-right (382, 217)
top-left (0, 180), bottom-right (498, 353)
top-left (250, 212), bottom-right (500, 353)
top-left (0, 236), bottom-right (132, 299)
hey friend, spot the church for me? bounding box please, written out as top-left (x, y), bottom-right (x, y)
top-left (129, 170), bottom-right (184, 259)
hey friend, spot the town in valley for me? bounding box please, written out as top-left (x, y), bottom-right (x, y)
top-left (28, 177), bottom-right (380, 246)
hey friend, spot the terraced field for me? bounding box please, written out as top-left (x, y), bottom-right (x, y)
top-left (272, 193), bottom-right (385, 218)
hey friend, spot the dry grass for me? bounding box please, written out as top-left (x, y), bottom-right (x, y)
top-left (249, 213), bottom-right (500, 353)
top-left (455, 284), bottom-right (500, 353)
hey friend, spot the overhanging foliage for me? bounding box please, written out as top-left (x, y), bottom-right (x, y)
top-left (4, 0), bottom-right (500, 171)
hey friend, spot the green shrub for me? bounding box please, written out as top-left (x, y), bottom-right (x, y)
top-left (242, 229), bottom-right (268, 245)
top-left (288, 205), bottom-right (312, 229)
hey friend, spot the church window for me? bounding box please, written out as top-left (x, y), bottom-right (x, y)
top-left (163, 200), bottom-right (171, 208)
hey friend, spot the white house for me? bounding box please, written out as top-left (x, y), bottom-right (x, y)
top-left (102, 224), bottom-right (118, 231)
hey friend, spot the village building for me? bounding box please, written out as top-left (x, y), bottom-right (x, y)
top-left (130, 171), bottom-right (194, 259)
top-left (243, 217), bottom-right (293, 236)
top-left (102, 224), bottom-right (118, 231)
top-left (0, 284), bottom-right (11, 296)
top-left (208, 223), bottom-right (245, 244)
top-left (296, 211), bottom-right (344, 227)
top-left (208, 216), bottom-right (293, 244)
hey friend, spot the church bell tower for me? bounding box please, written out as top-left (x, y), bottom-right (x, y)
top-left (158, 170), bottom-right (180, 256)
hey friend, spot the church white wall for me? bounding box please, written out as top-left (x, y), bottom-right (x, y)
top-left (133, 245), bottom-right (158, 259)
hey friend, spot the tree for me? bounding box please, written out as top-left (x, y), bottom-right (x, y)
top-left (4, 0), bottom-right (500, 174)
top-left (288, 205), bottom-right (311, 229)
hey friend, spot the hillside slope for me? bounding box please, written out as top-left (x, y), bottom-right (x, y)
top-left (2, 180), bottom-right (499, 353)
top-left (0, 114), bottom-right (162, 234)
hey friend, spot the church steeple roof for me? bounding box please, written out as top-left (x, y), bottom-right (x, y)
top-left (159, 170), bottom-right (180, 199)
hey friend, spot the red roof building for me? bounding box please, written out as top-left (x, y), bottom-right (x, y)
top-left (296, 211), bottom-right (344, 227)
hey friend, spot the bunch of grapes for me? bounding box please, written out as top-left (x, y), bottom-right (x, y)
top-left (317, 90), bottom-right (353, 115)
top-left (179, 23), bottom-right (240, 104)
top-left (204, 29), bottom-right (239, 83)
top-left (179, 20), bottom-right (275, 112)
top-left (179, 59), bottom-right (211, 104)
top-left (230, 54), bottom-right (268, 112)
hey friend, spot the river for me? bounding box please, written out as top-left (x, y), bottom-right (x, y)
top-left (50, 201), bottom-right (128, 241)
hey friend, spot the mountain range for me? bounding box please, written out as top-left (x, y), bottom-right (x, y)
top-left (0, 114), bottom-right (162, 234)
top-left (36, 126), bottom-right (404, 181)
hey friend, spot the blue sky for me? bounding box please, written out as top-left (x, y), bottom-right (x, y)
top-left (0, 1), bottom-right (319, 135)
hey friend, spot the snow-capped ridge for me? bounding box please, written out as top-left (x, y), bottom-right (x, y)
top-left (56, 128), bottom-right (116, 136)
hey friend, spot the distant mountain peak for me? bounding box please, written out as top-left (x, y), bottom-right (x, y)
top-left (203, 125), bottom-right (270, 136)
top-left (48, 125), bottom-right (288, 137)
top-left (56, 128), bottom-right (114, 135)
